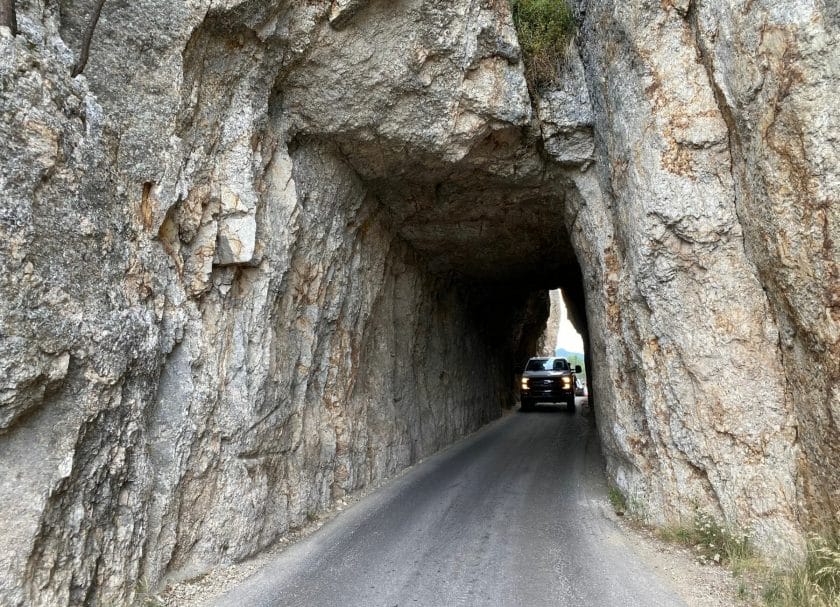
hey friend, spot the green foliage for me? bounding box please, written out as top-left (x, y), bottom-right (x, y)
top-left (692, 511), bottom-right (753, 569)
top-left (656, 514), bottom-right (840, 606)
top-left (567, 353), bottom-right (584, 369)
top-left (763, 534), bottom-right (840, 607)
top-left (658, 511), bottom-right (753, 570)
top-left (510, 0), bottom-right (576, 89)
top-left (607, 486), bottom-right (627, 515)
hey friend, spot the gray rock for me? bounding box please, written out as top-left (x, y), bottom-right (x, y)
top-left (329, 0), bottom-right (368, 30)
top-left (537, 43), bottom-right (595, 165)
top-left (0, 0), bottom-right (836, 604)
top-left (691, 0), bottom-right (840, 533)
top-left (537, 290), bottom-right (564, 357)
top-left (569, 0), bottom-right (837, 555)
top-left (0, 2), bottom-right (546, 604)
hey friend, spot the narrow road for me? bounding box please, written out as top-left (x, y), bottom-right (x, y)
top-left (212, 401), bottom-right (685, 607)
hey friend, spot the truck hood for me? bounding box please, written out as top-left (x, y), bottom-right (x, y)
top-left (522, 371), bottom-right (572, 378)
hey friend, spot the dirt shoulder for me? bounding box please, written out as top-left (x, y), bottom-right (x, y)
top-left (612, 515), bottom-right (757, 607)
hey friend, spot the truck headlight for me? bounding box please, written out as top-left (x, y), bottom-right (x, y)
top-left (520, 378), bottom-right (530, 389)
top-left (562, 377), bottom-right (572, 387)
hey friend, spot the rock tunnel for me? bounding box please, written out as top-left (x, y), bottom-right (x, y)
top-left (0, 0), bottom-right (837, 604)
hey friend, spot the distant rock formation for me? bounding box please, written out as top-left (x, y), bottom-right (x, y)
top-left (537, 290), bottom-right (563, 357)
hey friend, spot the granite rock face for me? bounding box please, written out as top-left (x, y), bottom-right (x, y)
top-left (0, 2), bottom-right (541, 604)
top-left (691, 0), bottom-right (840, 530)
top-left (572, 0), bottom-right (801, 552)
top-left (0, 0), bottom-right (837, 604)
top-left (566, 0), bottom-right (838, 554)
top-left (537, 290), bottom-right (563, 357)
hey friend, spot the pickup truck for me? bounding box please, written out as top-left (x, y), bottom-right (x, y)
top-left (519, 357), bottom-right (582, 412)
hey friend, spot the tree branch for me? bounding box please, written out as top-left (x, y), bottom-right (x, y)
top-left (72, 0), bottom-right (107, 77)
top-left (0, 0), bottom-right (16, 36)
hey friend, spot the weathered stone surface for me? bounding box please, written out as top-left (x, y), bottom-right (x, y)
top-left (537, 43), bottom-right (594, 166)
top-left (215, 212), bottom-right (256, 266)
top-left (537, 290), bottom-right (563, 357)
top-left (0, 0), bottom-right (837, 604)
top-left (0, 339), bottom-right (70, 431)
top-left (691, 0), bottom-right (840, 529)
top-left (329, 0), bottom-right (368, 30)
top-left (579, 0), bottom-right (803, 543)
top-left (0, 2), bottom-right (546, 605)
top-left (568, 0), bottom-right (837, 555)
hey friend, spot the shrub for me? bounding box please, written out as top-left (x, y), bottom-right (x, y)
top-left (510, 0), bottom-right (576, 90)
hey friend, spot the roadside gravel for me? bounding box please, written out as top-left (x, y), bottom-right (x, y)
top-left (612, 516), bottom-right (755, 607)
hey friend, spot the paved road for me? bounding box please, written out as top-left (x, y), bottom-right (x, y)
top-left (212, 400), bottom-right (685, 607)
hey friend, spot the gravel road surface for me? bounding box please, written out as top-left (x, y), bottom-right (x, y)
top-left (211, 401), bottom-right (686, 607)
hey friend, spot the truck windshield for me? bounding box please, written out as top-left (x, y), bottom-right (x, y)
top-left (525, 359), bottom-right (548, 371)
top-left (525, 358), bottom-right (569, 371)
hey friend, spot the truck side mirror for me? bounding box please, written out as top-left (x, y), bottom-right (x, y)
top-left (575, 365), bottom-right (582, 374)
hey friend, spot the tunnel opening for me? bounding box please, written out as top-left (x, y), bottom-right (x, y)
top-left (234, 0), bottom-right (790, 560)
top-left (142, 5), bottom-right (608, 585)
top-left (472, 268), bottom-right (592, 417)
top-left (536, 288), bottom-right (590, 396)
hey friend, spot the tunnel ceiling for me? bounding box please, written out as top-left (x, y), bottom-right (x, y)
top-left (350, 130), bottom-right (579, 286)
top-left (279, 2), bottom-right (587, 289)
top-left (286, 113), bottom-right (583, 290)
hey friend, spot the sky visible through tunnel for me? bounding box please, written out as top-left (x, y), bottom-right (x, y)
top-left (552, 289), bottom-right (584, 354)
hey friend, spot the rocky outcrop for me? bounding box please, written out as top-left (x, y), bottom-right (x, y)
top-left (537, 290), bottom-right (563, 357)
top-left (0, 2), bottom-right (543, 604)
top-left (565, 0), bottom-right (838, 554)
top-left (575, 0), bottom-right (802, 552)
top-left (691, 0), bottom-right (840, 531)
top-left (0, 0), bottom-right (836, 604)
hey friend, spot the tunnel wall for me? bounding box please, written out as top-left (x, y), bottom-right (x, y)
top-left (560, 0), bottom-right (838, 554)
top-left (0, 2), bottom-right (531, 604)
top-left (691, 0), bottom-right (840, 531)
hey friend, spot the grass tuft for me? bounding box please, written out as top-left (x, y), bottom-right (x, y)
top-left (655, 513), bottom-right (840, 606)
top-left (693, 511), bottom-right (753, 569)
top-left (763, 533), bottom-right (840, 607)
top-left (656, 511), bottom-right (754, 571)
top-left (607, 486), bottom-right (627, 515)
top-left (510, 0), bottom-right (576, 90)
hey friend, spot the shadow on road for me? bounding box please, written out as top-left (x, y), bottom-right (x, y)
top-left (519, 396), bottom-right (589, 414)
top-left (518, 405), bottom-right (575, 414)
